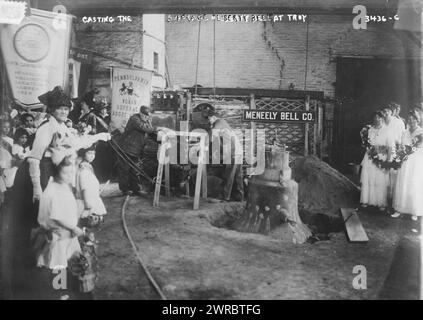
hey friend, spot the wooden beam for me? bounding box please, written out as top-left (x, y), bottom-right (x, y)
top-left (318, 102), bottom-right (324, 158)
top-left (340, 208), bottom-right (369, 242)
top-left (165, 162), bottom-right (170, 198)
top-left (249, 93), bottom-right (256, 168)
top-left (188, 87), bottom-right (324, 100)
top-left (193, 158), bottom-right (203, 210)
top-left (153, 140), bottom-right (167, 207)
top-left (36, 0), bottom-right (400, 16)
top-left (201, 164), bottom-right (207, 199)
top-left (304, 95), bottom-right (310, 156)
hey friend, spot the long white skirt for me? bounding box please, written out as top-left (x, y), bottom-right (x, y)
top-left (36, 229), bottom-right (81, 270)
top-left (360, 153), bottom-right (390, 207)
top-left (393, 148), bottom-right (423, 216)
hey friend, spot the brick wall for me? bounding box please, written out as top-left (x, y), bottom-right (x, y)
top-left (74, 15), bottom-right (144, 91)
top-left (142, 14), bottom-right (166, 90)
top-left (165, 14), bottom-right (422, 98)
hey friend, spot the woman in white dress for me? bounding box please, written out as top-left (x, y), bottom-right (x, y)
top-left (360, 111), bottom-right (391, 210)
top-left (391, 111), bottom-right (423, 220)
top-left (382, 105), bottom-right (406, 200)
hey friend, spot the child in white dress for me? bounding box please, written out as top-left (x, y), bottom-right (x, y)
top-left (76, 145), bottom-right (107, 226)
top-left (36, 155), bottom-right (84, 270)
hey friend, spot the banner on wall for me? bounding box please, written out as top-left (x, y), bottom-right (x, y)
top-left (110, 67), bottom-right (153, 132)
top-left (0, 8), bottom-right (72, 106)
top-left (68, 58), bottom-right (81, 99)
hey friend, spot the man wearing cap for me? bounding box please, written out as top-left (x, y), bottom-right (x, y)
top-left (207, 110), bottom-right (244, 202)
top-left (117, 105), bottom-right (158, 196)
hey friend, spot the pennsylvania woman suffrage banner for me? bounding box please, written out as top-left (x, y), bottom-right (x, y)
top-left (110, 67), bottom-right (153, 132)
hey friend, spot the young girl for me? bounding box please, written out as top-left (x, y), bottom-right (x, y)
top-left (12, 129), bottom-right (31, 163)
top-left (76, 144), bottom-right (107, 226)
top-left (36, 155), bottom-right (84, 271)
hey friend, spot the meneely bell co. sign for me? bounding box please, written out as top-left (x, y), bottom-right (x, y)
top-left (242, 110), bottom-right (316, 123)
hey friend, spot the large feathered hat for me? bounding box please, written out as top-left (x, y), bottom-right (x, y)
top-left (38, 86), bottom-right (72, 112)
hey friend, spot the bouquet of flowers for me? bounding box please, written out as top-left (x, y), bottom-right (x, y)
top-left (360, 125), bottom-right (372, 149)
top-left (393, 134), bottom-right (422, 169)
top-left (361, 125), bottom-right (393, 170)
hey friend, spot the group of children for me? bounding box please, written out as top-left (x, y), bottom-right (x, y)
top-left (0, 114), bottom-right (35, 201)
top-left (34, 143), bottom-right (107, 297)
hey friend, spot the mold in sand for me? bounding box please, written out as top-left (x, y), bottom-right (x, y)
top-left (204, 200), bottom-right (344, 243)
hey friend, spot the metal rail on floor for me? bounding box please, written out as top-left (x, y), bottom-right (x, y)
top-left (121, 195), bottom-right (167, 300)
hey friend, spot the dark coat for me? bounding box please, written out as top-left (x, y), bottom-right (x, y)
top-left (120, 113), bottom-right (156, 157)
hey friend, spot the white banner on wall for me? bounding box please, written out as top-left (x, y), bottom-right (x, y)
top-left (0, 8), bottom-right (72, 106)
top-left (69, 58), bottom-right (81, 99)
top-left (110, 66), bottom-right (153, 132)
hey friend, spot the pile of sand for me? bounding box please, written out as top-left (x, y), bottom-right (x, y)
top-left (291, 156), bottom-right (359, 217)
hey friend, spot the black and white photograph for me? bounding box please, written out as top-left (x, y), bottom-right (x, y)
top-left (0, 0), bottom-right (422, 304)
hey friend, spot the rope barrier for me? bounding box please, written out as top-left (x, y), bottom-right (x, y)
top-left (108, 138), bottom-right (155, 184)
top-left (121, 196), bottom-right (167, 300)
top-left (108, 138), bottom-right (169, 189)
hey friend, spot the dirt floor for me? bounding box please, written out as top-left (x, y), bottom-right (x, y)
top-left (93, 183), bottom-right (421, 300)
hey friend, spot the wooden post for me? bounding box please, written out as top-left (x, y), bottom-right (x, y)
top-left (200, 138), bottom-right (209, 199)
top-left (304, 95), bottom-right (310, 156)
top-left (154, 131), bottom-right (205, 209)
top-left (202, 166), bottom-right (207, 199)
top-left (165, 161), bottom-right (170, 198)
top-left (193, 139), bottom-right (204, 210)
top-left (318, 102), bottom-right (324, 159)
top-left (186, 92), bottom-right (192, 125)
top-left (313, 100), bottom-right (317, 156)
top-left (177, 92), bottom-right (184, 130)
top-left (153, 138), bottom-right (167, 207)
top-left (250, 93), bottom-right (256, 171)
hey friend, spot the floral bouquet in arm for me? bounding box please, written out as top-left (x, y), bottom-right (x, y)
top-left (393, 134), bottom-right (423, 169)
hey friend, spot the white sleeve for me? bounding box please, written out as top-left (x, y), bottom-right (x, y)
top-left (12, 145), bottom-right (26, 159)
top-left (29, 124), bottom-right (52, 160)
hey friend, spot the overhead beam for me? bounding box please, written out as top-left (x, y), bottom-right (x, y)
top-left (33, 0), bottom-right (400, 16)
top-left (187, 87), bottom-right (324, 99)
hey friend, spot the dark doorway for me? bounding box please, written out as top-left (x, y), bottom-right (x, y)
top-left (333, 57), bottom-right (421, 172)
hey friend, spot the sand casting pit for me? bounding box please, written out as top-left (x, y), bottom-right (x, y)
top-left (94, 183), bottom-right (413, 300)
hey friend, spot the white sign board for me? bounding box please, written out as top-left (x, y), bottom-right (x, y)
top-left (0, 8), bottom-right (72, 106)
top-left (110, 67), bottom-right (153, 132)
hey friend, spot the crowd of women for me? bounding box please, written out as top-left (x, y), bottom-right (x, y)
top-left (0, 86), bottom-right (112, 299)
top-left (2, 86), bottom-right (423, 298)
top-left (360, 102), bottom-right (423, 222)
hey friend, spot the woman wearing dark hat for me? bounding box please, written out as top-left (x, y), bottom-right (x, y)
top-left (28, 86), bottom-right (110, 197)
top-left (4, 86), bottom-right (110, 298)
top-left (91, 101), bottom-right (114, 182)
top-left (77, 91), bottom-right (98, 135)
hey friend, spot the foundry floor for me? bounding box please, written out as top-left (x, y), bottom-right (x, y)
top-left (91, 183), bottom-right (420, 300)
